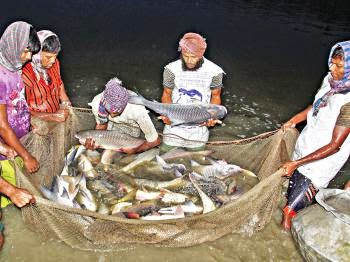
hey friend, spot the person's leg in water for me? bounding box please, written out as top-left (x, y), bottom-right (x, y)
top-left (282, 170), bottom-right (317, 230)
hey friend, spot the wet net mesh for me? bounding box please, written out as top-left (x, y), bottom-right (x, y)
top-left (15, 108), bottom-right (298, 251)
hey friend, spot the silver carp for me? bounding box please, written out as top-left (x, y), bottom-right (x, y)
top-left (128, 94), bottom-right (227, 126)
top-left (191, 158), bottom-right (257, 180)
top-left (75, 190), bottom-right (98, 212)
top-left (119, 148), bottom-right (159, 173)
top-left (77, 154), bottom-right (99, 178)
top-left (40, 177), bottom-right (80, 208)
top-left (75, 129), bottom-right (145, 151)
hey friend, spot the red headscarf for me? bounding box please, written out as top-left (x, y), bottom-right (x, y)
top-left (178, 32), bottom-right (207, 58)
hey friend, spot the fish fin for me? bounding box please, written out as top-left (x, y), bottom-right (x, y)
top-left (190, 160), bottom-right (200, 167)
top-left (128, 93), bottom-right (146, 105)
top-left (40, 186), bottom-right (55, 201)
top-left (189, 171), bottom-right (203, 181)
top-left (174, 169), bottom-right (183, 178)
top-left (68, 186), bottom-right (80, 200)
top-left (155, 155), bottom-right (167, 168)
top-left (241, 168), bottom-right (257, 178)
top-left (64, 146), bottom-right (77, 166)
top-left (78, 175), bottom-right (87, 190)
top-left (141, 185), bottom-right (148, 192)
top-left (206, 157), bottom-right (226, 165)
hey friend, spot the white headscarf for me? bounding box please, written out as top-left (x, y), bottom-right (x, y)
top-left (0, 21), bottom-right (31, 72)
top-left (31, 30), bottom-right (58, 84)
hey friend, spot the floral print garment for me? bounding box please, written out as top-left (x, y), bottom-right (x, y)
top-left (0, 66), bottom-right (30, 159)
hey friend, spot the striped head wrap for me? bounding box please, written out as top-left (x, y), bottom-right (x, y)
top-left (31, 30), bottom-right (59, 84)
top-left (100, 77), bottom-right (129, 114)
top-left (178, 32), bottom-right (207, 58)
top-left (313, 40), bottom-right (350, 116)
top-left (0, 21), bottom-right (31, 72)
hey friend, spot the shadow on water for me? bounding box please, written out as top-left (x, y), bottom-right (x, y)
top-left (1, 0), bottom-right (350, 260)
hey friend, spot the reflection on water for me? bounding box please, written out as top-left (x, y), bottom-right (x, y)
top-left (1, 0), bottom-right (350, 260)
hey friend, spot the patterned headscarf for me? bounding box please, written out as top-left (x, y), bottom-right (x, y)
top-left (100, 77), bottom-right (129, 114)
top-left (178, 32), bottom-right (207, 58)
top-left (0, 21), bottom-right (31, 72)
top-left (31, 30), bottom-right (59, 84)
top-left (313, 41), bottom-right (350, 116)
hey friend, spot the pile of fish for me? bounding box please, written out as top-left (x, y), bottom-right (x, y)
top-left (40, 145), bottom-right (259, 220)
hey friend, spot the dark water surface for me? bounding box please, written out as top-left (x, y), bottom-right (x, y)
top-left (1, 0), bottom-right (350, 261)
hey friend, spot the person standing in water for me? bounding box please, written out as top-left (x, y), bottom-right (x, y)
top-left (281, 41), bottom-right (350, 230)
top-left (160, 32), bottom-right (225, 150)
top-left (22, 30), bottom-right (71, 122)
top-left (0, 21), bottom-right (39, 250)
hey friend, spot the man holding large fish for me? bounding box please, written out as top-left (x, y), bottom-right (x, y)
top-left (159, 32), bottom-right (226, 149)
top-left (81, 77), bottom-right (160, 154)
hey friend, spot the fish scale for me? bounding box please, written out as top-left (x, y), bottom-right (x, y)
top-left (128, 94), bottom-right (227, 126)
top-left (75, 130), bottom-right (145, 151)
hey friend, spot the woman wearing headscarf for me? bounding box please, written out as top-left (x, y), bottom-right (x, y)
top-left (86, 77), bottom-right (160, 155)
top-left (281, 41), bottom-right (350, 230)
top-left (0, 21), bottom-right (39, 249)
top-left (22, 30), bottom-right (71, 122)
top-left (160, 32), bottom-right (225, 150)
top-left (0, 21), bottom-right (41, 175)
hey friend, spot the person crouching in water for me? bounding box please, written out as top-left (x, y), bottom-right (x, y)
top-left (281, 40), bottom-right (350, 230)
top-left (22, 30), bottom-right (71, 123)
top-left (85, 77), bottom-right (160, 155)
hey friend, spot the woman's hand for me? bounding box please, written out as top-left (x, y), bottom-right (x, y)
top-left (23, 154), bottom-right (40, 173)
top-left (52, 109), bottom-right (70, 122)
top-left (0, 142), bottom-right (17, 159)
top-left (8, 187), bottom-right (35, 207)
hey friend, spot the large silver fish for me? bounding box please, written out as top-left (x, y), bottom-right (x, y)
top-left (40, 176), bottom-right (80, 208)
top-left (119, 148), bottom-right (159, 173)
top-left (190, 158), bottom-right (257, 180)
top-left (128, 94), bottom-right (227, 126)
top-left (75, 130), bottom-right (145, 151)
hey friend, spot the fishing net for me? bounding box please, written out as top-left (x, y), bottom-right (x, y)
top-left (15, 107), bottom-right (298, 251)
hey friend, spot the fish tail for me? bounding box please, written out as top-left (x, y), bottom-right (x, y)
top-left (128, 93), bottom-right (147, 106)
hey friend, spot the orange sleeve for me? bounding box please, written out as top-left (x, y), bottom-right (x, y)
top-left (22, 64), bottom-right (35, 103)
